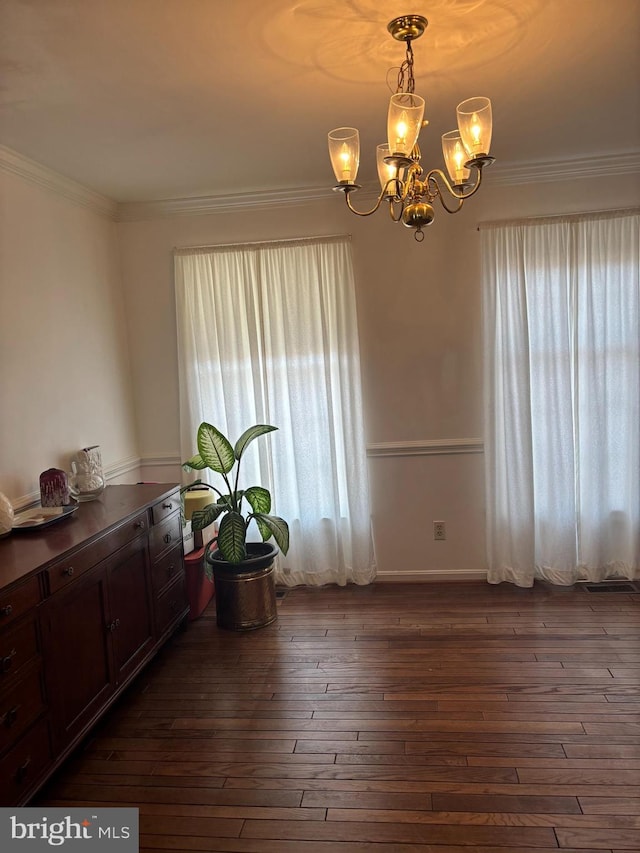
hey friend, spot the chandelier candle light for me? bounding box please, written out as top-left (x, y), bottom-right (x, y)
top-left (328, 14), bottom-right (494, 241)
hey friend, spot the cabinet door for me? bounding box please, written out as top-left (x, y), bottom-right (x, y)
top-left (106, 536), bottom-right (154, 685)
top-left (40, 564), bottom-right (113, 749)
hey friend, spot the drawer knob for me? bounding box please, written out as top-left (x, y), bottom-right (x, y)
top-left (1, 649), bottom-right (16, 673)
top-left (14, 756), bottom-right (31, 783)
top-left (163, 533), bottom-right (173, 544)
top-left (1, 705), bottom-right (19, 728)
top-left (162, 502), bottom-right (173, 510)
top-left (167, 564), bottom-right (175, 577)
top-left (107, 618), bottom-right (121, 633)
top-left (135, 520), bottom-right (145, 530)
top-left (62, 566), bottom-right (75, 577)
top-left (0, 605), bottom-right (13, 618)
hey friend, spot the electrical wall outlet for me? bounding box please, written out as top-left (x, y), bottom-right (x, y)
top-left (433, 521), bottom-right (446, 540)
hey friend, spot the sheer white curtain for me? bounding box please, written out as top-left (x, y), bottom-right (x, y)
top-left (174, 235), bottom-right (376, 587)
top-left (482, 209), bottom-right (640, 587)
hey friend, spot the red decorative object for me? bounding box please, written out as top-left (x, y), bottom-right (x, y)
top-left (184, 547), bottom-right (215, 620)
top-left (39, 468), bottom-right (71, 507)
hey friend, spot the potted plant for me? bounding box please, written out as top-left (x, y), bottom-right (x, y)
top-left (182, 422), bottom-right (289, 630)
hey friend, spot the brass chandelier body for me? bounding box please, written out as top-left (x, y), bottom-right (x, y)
top-left (328, 15), bottom-right (495, 242)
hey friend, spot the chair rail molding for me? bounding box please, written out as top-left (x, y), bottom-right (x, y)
top-left (367, 438), bottom-right (484, 458)
top-left (10, 455), bottom-right (141, 511)
top-left (140, 454), bottom-right (182, 469)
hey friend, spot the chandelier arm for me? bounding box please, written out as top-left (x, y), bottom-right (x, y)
top-left (423, 172), bottom-right (463, 214)
top-left (344, 186), bottom-right (389, 217)
top-left (428, 164), bottom-right (486, 205)
top-left (387, 196), bottom-right (404, 222)
top-left (453, 164), bottom-right (485, 200)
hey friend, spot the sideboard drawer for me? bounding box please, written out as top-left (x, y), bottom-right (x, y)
top-left (152, 494), bottom-right (181, 525)
top-left (156, 575), bottom-right (188, 636)
top-left (151, 545), bottom-right (183, 596)
top-left (149, 513), bottom-right (182, 563)
top-left (0, 577), bottom-right (41, 628)
top-left (0, 617), bottom-right (39, 683)
top-left (47, 509), bottom-right (149, 594)
top-left (0, 716), bottom-right (52, 804)
top-left (0, 665), bottom-right (46, 755)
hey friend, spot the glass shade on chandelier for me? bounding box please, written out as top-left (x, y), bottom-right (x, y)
top-left (387, 93), bottom-right (425, 157)
top-left (328, 127), bottom-right (360, 185)
top-left (376, 144), bottom-right (398, 196)
top-left (327, 14), bottom-right (495, 241)
top-left (441, 130), bottom-right (471, 186)
top-left (456, 96), bottom-right (492, 159)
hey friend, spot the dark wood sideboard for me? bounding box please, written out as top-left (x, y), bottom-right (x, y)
top-left (0, 483), bottom-right (188, 805)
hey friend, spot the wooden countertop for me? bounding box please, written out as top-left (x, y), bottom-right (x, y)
top-left (0, 483), bottom-right (179, 591)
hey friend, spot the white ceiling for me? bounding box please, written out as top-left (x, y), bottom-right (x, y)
top-left (1, 0), bottom-right (639, 203)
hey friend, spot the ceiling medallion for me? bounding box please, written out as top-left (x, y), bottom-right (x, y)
top-left (328, 14), bottom-right (495, 242)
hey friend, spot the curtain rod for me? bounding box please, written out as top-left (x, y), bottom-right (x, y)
top-left (174, 234), bottom-right (350, 254)
top-left (477, 207), bottom-right (640, 230)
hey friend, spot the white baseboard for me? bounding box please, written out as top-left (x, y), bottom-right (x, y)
top-left (374, 569), bottom-right (488, 582)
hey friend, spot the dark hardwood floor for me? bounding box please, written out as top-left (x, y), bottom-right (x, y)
top-left (37, 580), bottom-right (640, 852)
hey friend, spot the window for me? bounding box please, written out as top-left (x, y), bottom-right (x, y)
top-left (174, 235), bottom-right (376, 586)
top-left (482, 210), bottom-right (640, 586)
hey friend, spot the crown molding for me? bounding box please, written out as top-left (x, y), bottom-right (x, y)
top-left (0, 144), bottom-right (118, 219)
top-left (3, 143), bottom-right (636, 224)
top-left (116, 186), bottom-right (334, 222)
top-left (490, 151), bottom-right (640, 186)
top-left (367, 438), bottom-right (484, 457)
top-left (116, 151), bottom-right (640, 222)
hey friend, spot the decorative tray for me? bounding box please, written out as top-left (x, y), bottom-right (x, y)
top-left (12, 504), bottom-right (78, 531)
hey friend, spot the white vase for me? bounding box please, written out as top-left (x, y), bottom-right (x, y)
top-left (0, 491), bottom-right (14, 537)
top-left (69, 446), bottom-right (105, 502)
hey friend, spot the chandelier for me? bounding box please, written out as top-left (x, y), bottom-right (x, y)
top-left (328, 14), bottom-right (495, 242)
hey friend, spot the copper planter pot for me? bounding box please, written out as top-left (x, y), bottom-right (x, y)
top-left (206, 542), bottom-right (278, 631)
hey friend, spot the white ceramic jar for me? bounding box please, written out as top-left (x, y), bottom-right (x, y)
top-left (0, 491), bottom-right (14, 537)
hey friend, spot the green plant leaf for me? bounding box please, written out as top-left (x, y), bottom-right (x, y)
top-left (254, 515), bottom-right (277, 544)
top-left (197, 423), bottom-right (235, 474)
top-left (182, 454), bottom-right (207, 471)
top-left (190, 503), bottom-right (226, 532)
top-left (217, 511), bottom-right (247, 563)
top-left (203, 539), bottom-right (217, 582)
top-left (253, 513), bottom-right (289, 555)
top-left (216, 491), bottom-right (243, 513)
top-left (234, 424), bottom-right (277, 461)
top-left (244, 486), bottom-right (271, 515)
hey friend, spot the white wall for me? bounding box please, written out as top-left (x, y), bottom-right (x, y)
top-left (117, 171), bottom-right (639, 580)
top-left (0, 166), bottom-right (139, 505)
top-left (1, 144), bottom-right (636, 578)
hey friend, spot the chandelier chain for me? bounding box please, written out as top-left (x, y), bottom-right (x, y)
top-left (396, 39), bottom-right (416, 94)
